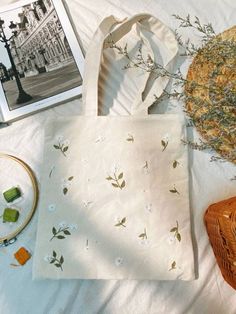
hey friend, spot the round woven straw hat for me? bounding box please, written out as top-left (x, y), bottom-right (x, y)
top-left (185, 26), bottom-right (236, 164)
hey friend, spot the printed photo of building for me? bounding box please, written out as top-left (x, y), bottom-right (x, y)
top-left (0, 0), bottom-right (82, 110)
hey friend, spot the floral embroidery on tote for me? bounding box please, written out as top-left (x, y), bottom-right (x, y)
top-left (53, 136), bottom-right (70, 157)
top-left (61, 176), bottom-right (74, 195)
top-left (82, 200), bottom-right (93, 209)
top-left (139, 228), bottom-right (147, 240)
top-left (169, 185), bottom-right (180, 195)
top-left (49, 166), bottom-right (55, 178)
top-left (142, 161), bottom-right (149, 174)
top-left (170, 221), bottom-right (181, 242)
top-left (115, 257), bottom-right (123, 267)
top-left (169, 261), bottom-right (177, 271)
top-left (95, 136), bottom-right (105, 143)
top-left (44, 251), bottom-right (64, 271)
top-left (50, 222), bottom-right (75, 241)
top-left (115, 217), bottom-right (127, 228)
top-left (161, 139), bottom-right (169, 151)
top-left (48, 204), bottom-right (56, 212)
top-left (106, 171), bottom-right (126, 190)
top-left (126, 134), bottom-right (134, 142)
top-left (173, 160), bottom-right (180, 168)
top-left (145, 204), bottom-right (152, 213)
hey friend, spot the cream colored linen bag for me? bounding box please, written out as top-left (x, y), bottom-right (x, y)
top-left (33, 14), bottom-right (195, 280)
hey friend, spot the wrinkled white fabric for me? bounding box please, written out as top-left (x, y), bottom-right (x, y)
top-left (0, 0), bottom-right (235, 313)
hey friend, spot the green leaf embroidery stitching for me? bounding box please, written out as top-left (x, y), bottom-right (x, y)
top-left (126, 134), bottom-right (134, 142)
top-left (161, 140), bottom-right (168, 151)
top-left (53, 140), bottom-right (69, 157)
top-left (50, 226), bottom-right (71, 241)
top-left (115, 217), bottom-right (127, 227)
top-left (139, 228), bottom-right (147, 240)
top-left (49, 251), bottom-right (64, 271)
top-left (169, 261), bottom-right (177, 271)
top-left (170, 221), bottom-right (182, 242)
top-left (106, 171), bottom-right (126, 190)
top-left (169, 185), bottom-right (180, 195)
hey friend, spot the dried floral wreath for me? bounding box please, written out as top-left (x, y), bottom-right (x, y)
top-left (108, 15), bottom-right (236, 167)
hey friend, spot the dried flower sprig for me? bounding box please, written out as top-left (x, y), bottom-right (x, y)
top-left (108, 15), bottom-right (236, 164)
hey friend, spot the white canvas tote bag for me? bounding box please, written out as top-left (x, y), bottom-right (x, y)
top-left (33, 14), bottom-right (195, 280)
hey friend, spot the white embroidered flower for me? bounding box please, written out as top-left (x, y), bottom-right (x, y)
top-left (62, 139), bottom-right (70, 147)
top-left (69, 223), bottom-right (78, 231)
top-left (48, 204), bottom-right (56, 212)
top-left (58, 221), bottom-right (67, 229)
top-left (82, 200), bottom-right (93, 208)
top-left (139, 239), bottom-right (150, 246)
top-left (44, 255), bottom-right (53, 263)
top-left (111, 164), bottom-right (120, 174)
top-left (145, 204), bottom-right (152, 213)
top-left (81, 158), bottom-right (88, 164)
top-left (162, 133), bottom-right (169, 141)
top-left (95, 136), bottom-right (105, 143)
top-left (167, 235), bottom-right (176, 245)
top-left (115, 257), bottom-right (123, 267)
top-left (56, 135), bottom-right (63, 143)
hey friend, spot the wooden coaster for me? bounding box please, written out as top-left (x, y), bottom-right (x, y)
top-left (185, 26), bottom-right (236, 164)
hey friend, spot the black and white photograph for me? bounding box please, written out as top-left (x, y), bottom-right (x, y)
top-left (0, 0), bottom-right (84, 122)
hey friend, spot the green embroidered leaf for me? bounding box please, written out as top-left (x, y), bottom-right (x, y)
top-left (50, 258), bottom-right (56, 264)
top-left (63, 187), bottom-right (68, 195)
top-left (139, 233), bottom-right (145, 238)
top-left (115, 223), bottom-right (121, 227)
top-left (121, 217), bottom-right (126, 224)
top-left (161, 140), bottom-right (169, 152)
top-left (55, 263), bottom-right (61, 268)
top-left (170, 227), bottom-right (177, 232)
top-left (60, 256), bottom-right (64, 264)
top-left (173, 160), bottom-right (178, 168)
top-left (177, 233), bottom-right (181, 242)
top-left (112, 183), bottom-right (119, 188)
top-left (57, 235), bottom-right (65, 240)
top-left (172, 261), bottom-right (176, 268)
top-left (53, 145), bottom-right (60, 149)
top-left (118, 173), bottom-right (123, 179)
top-left (63, 146), bottom-right (69, 153)
top-left (121, 180), bottom-right (126, 188)
top-left (64, 230), bottom-right (71, 235)
top-left (106, 176), bottom-right (113, 181)
top-left (53, 251), bottom-right (57, 258)
top-left (170, 189), bottom-right (177, 193)
top-left (52, 227), bottom-right (57, 235)
top-left (68, 176), bottom-right (74, 181)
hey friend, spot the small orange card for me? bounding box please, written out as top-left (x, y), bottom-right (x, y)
top-left (14, 247), bottom-right (31, 265)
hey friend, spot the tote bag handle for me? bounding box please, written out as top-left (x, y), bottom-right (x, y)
top-left (83, 13), bottom-right (178, 116)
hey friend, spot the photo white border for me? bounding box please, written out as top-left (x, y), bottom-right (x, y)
top-left (0, 0), bottom-right (84, 122)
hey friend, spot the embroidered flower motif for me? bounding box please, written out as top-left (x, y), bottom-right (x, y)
top-left (115, 257), bottom-right (123, 267)
top-left (48, 204), bottom-right (56, 212)
top-left (145, 204), bottom-right (152, 213)
top-left (167, 235), bottom-right (176, 245)
top-left (95, 136), bottom-right (105, 143)
top-left (139, 239), bottom-right (150, 246)
top-left (161, 133), bottom-right (169, 151)
top-left (82, 200), bottom-right (93, 208)
top-left (53, 136), bottom-right (70, 157)
top-left (58, 221), bottom-right (67, 229)
top-left (61, 176), bottom-right (74, 195)
top-left (44, 255), bottom-right (53, 263)
top-left (106, 167), bottom-right (126, 190)
top-left (69, 223), bottom-right (78, 231)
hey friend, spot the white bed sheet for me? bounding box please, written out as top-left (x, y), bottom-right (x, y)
top-left (0, 0), bottom-right (235, 313)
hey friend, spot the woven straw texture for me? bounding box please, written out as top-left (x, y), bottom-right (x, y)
top-left (204, 196), bottom-right (236, 290)
top-left (185, 26), bottom-right (236, 164)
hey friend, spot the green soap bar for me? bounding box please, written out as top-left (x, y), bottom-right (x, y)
top-left (3, 208), bottom-right (19, 222)
top-left (3, 187), bottom-right (21, 203)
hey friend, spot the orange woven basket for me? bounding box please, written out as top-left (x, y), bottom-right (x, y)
top-left (204, 196), bottom-right (236, 290)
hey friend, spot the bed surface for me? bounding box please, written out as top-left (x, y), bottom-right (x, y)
top-left (0, 0), bottom-right (235, 313)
